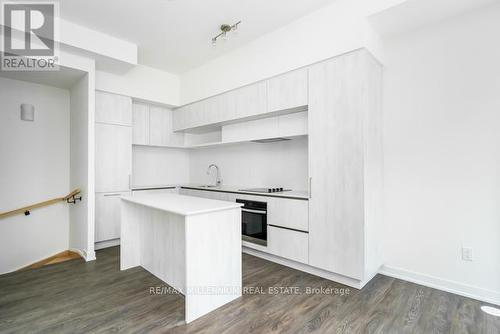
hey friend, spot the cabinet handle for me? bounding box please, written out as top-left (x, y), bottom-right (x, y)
top-left (104, 193), bottom-right (122, 197)
top-left (309, 177), bottom-right (312, 199)
top-left (128, 174), bottom-right (131, 190)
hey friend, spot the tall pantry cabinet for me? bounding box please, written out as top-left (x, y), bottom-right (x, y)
top-left (94, 91), bottom-right (132, 245)
top-left (308, 49), bottom-right (383, 286)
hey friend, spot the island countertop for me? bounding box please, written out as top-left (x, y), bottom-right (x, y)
top-left (121, 193), bottom-right (242, 216)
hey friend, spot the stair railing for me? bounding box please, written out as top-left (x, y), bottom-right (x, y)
top-left (0, 188), bottom-right (82, 219)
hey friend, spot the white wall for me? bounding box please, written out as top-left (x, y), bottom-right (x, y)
top-left (189, 137), bottom-right (308, 190)
top-left (132, 146), bottom-right (190, 187)
top-left (381, 3), bottom-right (500, 303)
top-left (180, 0), bottom-right (382, 104)
top-left (0, 78), bottom-right (70, 273)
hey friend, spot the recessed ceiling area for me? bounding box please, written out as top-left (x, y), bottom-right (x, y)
top-left (59, 0), bottom-right (337, 74)
top-left (0, 66), bottom-right (86, 89)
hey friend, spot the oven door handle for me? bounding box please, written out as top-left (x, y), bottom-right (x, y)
top-left (241, 208), bottom-right (267, 215)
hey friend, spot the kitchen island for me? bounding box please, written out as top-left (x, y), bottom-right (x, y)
top-left (120, 193), bottom-right (242, 323)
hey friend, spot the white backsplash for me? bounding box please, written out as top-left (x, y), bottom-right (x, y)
top-left (133, 145), bottom-right (190, 187)
top-left (189, 136), bottom-right (308, 190)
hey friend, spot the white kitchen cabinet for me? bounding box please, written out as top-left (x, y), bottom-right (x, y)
top-left (278, 112), bottom-right (308, 137)
top-left (95, 91), bottom-right (132, 126)
top-left (132, 103), bottom-right (150, 145)
top-left (133, 103), bottom-right (184, 147)
top-left (149, 106), bottom-right (171, 147)
top-left (268, 226), bottom-right (308, 264)
top-left (95, 123), bottom-right (132, 192)
top-left (173, 102), bottom-right (204, 131)
top-left (221, 116), bottom-right (279, 143)
top-left (234, 81), bottom-right (267, 119)
top-left (267, 197), bottom-right (308, 232)
top-left (308, 49), bottom-right (382, 281)
top-left (95, 191), bottom-right (130, 242)
top-left (173, 81), bottom-right (267, 132)
top-left (221, 111), bottom-right (307, 143)
top-left (267, 68), bottom-right (308, 113)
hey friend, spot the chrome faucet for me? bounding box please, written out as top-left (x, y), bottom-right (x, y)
top-left (207, 164), bottom-right (222, 187)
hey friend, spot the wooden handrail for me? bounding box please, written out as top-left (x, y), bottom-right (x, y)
top-left (0, 189), bottom-right (82, 219)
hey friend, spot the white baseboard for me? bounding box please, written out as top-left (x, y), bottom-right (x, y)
top-left (380, 265), bottom-right (500, 306)
top-left (95, 238), bottom-right (120, 250)
top-left (242, 246), bottom-right (363, 289)
top-left (69, 248), bottom-right (96, 262)
top-left (85, 250), bottom-right (96, 261)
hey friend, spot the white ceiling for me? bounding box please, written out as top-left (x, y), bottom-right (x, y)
top-left (369, 0), bottom-right (499, 37)
top-left (59, 0), bottom-right (337, 74)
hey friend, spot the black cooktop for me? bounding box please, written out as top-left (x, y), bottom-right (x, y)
top-left (239, 187), bottom-right (291, 193)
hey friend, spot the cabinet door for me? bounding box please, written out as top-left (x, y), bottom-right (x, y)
top-left (173, 103), bottom-right (202, 131)
top-left (308, 52), bottom-right (365, 279)
top-left (172, 105), bottom-right (187, 131)
top-left (95, 91), bottom-right (132, 126)
top-left (234, 81), bottom-right (267, 119)
top-left (95, 123), bottom-right (132, 192)
top-left (203, 91), bottom-right (238, 125)
top-left (132, 103), bottom-right (149, 145)
top-left (278, 111), bottom-right (308, 137)
top-left (267, 68), bottom-right (308, 112)
top-left (150, 106), bottom-right (184, 146)
top-left (95, 191), bottom-right (129, 242)
top-left (149, 106), bottom-right (169, 146)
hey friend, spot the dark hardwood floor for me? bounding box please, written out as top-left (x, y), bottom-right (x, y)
top-left (0, 247), bottom-right (498, 333)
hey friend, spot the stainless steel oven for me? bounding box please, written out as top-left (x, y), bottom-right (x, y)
top-left (237, 199), bottom-right (267, 246)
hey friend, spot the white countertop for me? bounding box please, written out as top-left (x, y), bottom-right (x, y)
top-left (180, 184), bottom-right (309, 200)
top-left (122, 193), bottom-right (242, 216)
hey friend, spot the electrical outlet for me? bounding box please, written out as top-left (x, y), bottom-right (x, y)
top-left (462, 247), bottom-right (473, 261)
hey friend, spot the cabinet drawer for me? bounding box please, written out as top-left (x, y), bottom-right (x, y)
top-left (268, 197), bottom-right (308, 232)
top-left (95, 191), bottom-right (130, 242)
top-left (268, 225), bottom-right (308, 264)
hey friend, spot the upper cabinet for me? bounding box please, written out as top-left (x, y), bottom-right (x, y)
top-left (173, 81), bottom-right (267, 132)
top-left (132, 103), bottom-right (149, 145)
top-left (234, 80), bottom-right (267, 119)
top-left (149, 105), bottom-right (172, 147)
top-left (132, 102), bottom-right (184, 147)
top-left (95, 91), bottom-right (132, 126)
top-left (173, 70), bottom-right (308, 132)
top-left (267, 68), bottom-right (308, 113)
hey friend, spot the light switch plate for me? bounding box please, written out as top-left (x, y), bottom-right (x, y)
top-left (462, 247), bottom-right (473, 261)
